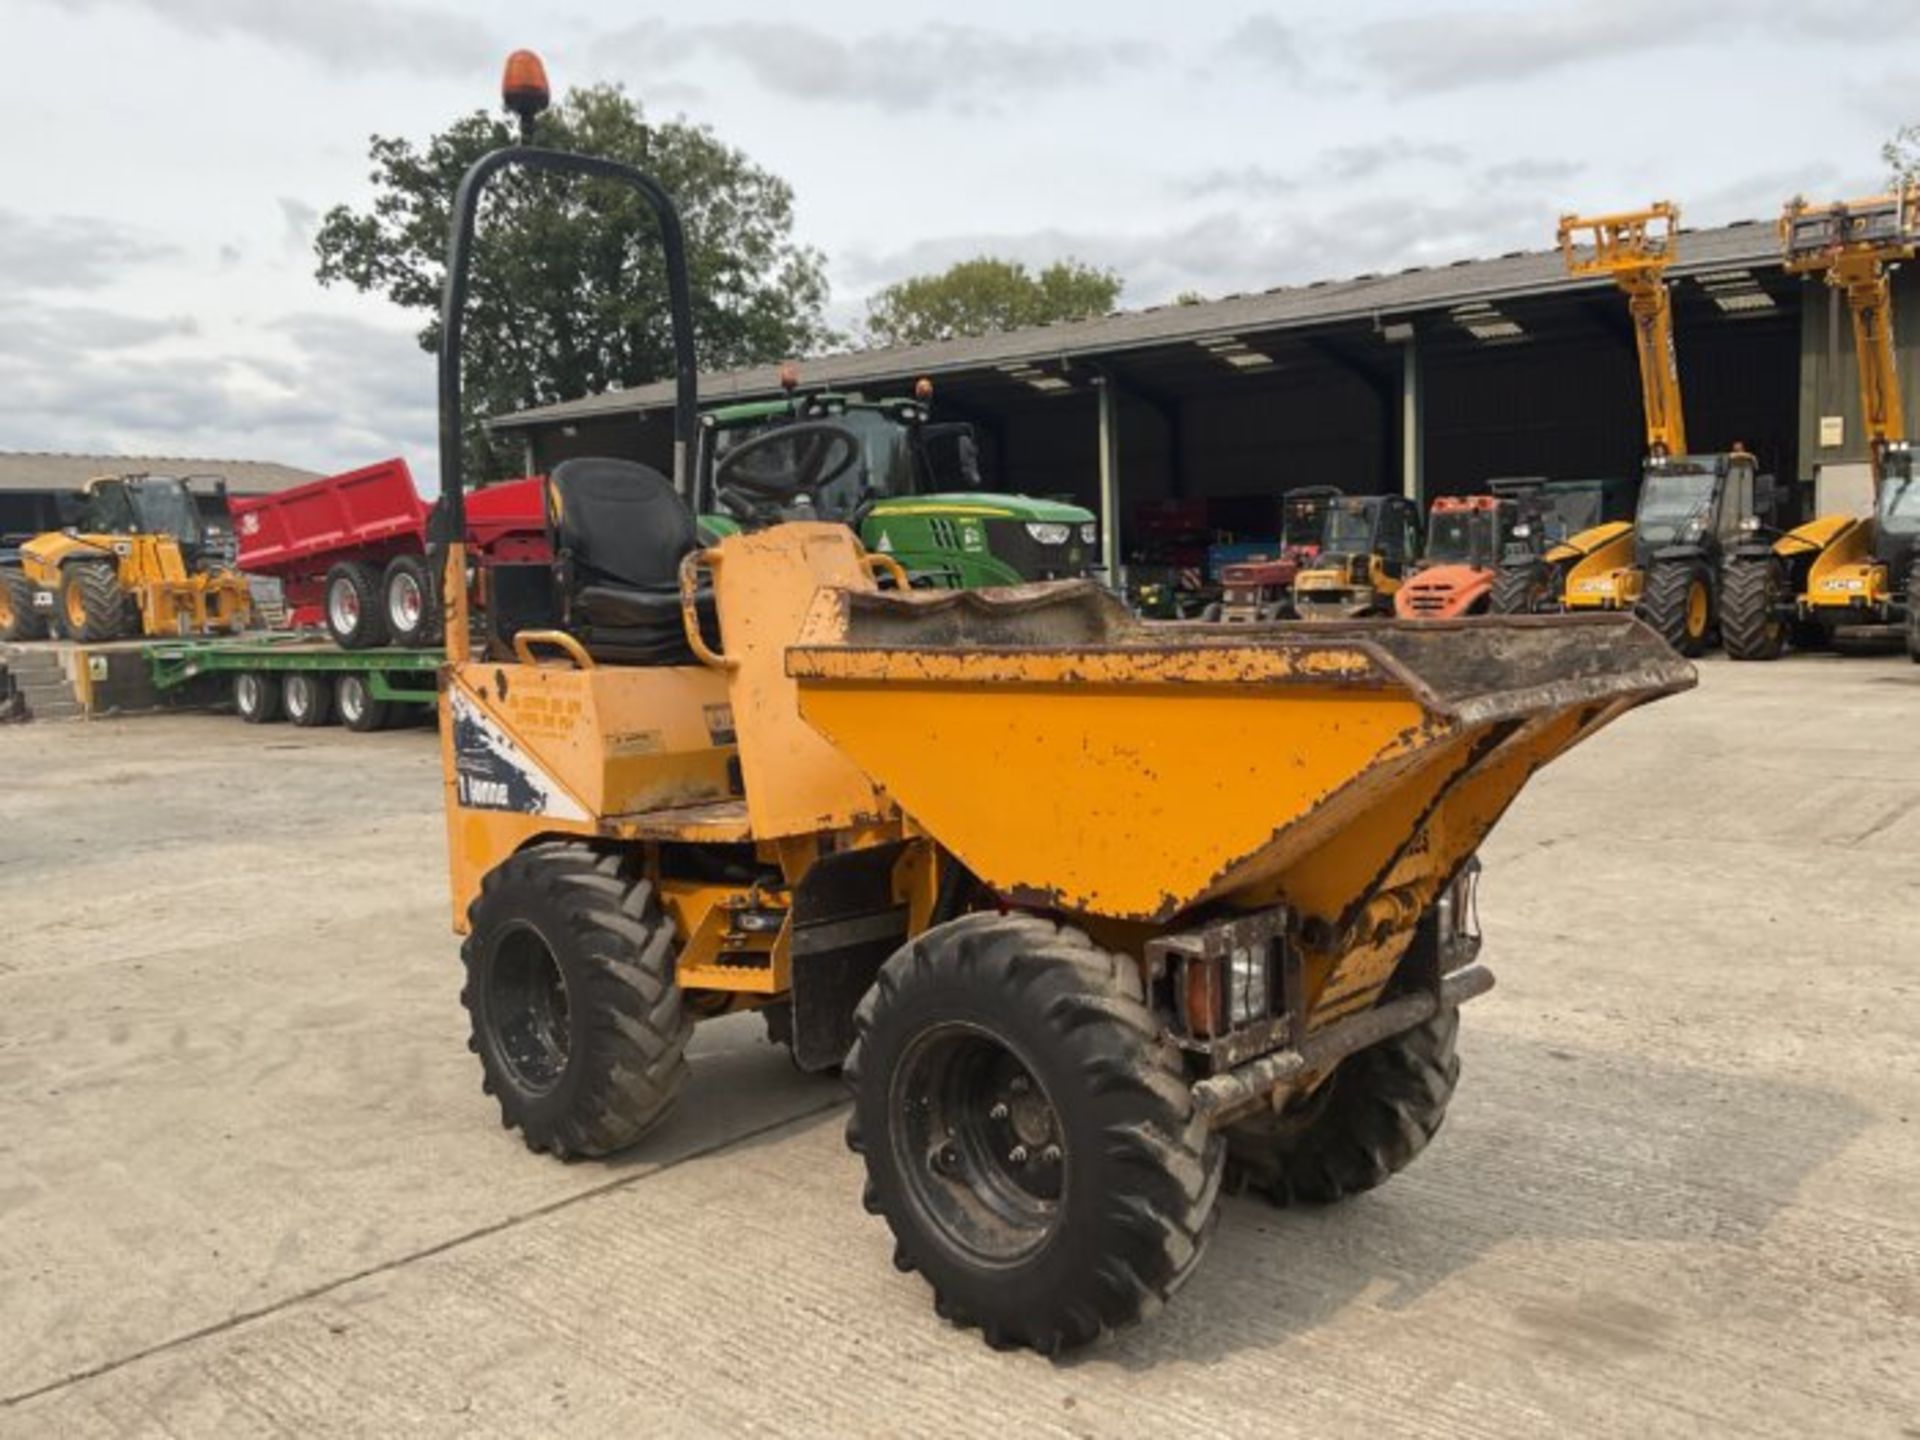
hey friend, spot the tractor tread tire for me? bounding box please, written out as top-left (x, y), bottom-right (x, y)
top-left (1640, 560), bottom-right (1710, 657)
top-left (67, 563), bottom-right (137, 642)
top-left (324, 561), bottom-right (389, 651)
top-left (1907, 560), bottom-right (1920, 664)
top-left (1226, 1005), bottom-right (1460, 1207)
top-left (462, 843), bottom-right (691, 1160)
top-left (1489, 566), bottom-right (1541, 615)
top-left (845, 912), bottom-right (1223, 1354)
top-left (0, 567), bottom-right (47, 642)
top-left (1720, 557), bottom-right (1786, 662)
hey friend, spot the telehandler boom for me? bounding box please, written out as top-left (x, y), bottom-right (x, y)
top-left (434, 51), bottom-right (1695, 1354)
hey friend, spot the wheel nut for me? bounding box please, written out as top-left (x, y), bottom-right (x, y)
top-left (1009, 1076), bottom-right (1030, 1095)
top-left (1008, 1145), bottom-right (1029, 1164)
top-left (934, 1145), bottom-right (957, 1173)
top-left (989, 1102), bottom-right (1010, 1121)
top-left (1041, 1144), bottom-right (1062, 1165)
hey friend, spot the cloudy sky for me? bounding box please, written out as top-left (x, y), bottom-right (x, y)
top-left (2, 0), bottom-right (1911, 474)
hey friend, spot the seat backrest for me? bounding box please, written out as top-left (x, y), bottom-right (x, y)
top-left (547, 458), bottom-right (697, 591)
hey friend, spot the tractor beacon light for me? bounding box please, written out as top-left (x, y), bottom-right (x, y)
top-left (779, 361), bottom-right (801, 392)
top-left (502, 50), bottom-right (551, 141)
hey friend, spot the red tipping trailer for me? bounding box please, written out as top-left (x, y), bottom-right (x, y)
top-left (232, 458), bottom-right (546, 648)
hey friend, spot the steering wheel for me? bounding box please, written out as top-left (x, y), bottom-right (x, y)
top-left (713, 420), bottom-right (863, 525)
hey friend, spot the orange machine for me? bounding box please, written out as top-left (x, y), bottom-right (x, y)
top-left (1394, 494), bottom-right (1520, 619)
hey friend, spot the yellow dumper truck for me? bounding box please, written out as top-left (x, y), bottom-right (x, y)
top-left (435, 54), bottom-right (1696, 1354)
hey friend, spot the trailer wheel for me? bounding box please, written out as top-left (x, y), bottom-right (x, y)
top-left (382, 554), bottom-right (442, 647)
top-left (234, 671), bottom-right (282, 724)
top-left (336, 673), bottom-right (393, 732)
top-left (324, 561), bottom-right (389, 650)
top-left (1640, 560), bottom-right (1711, 657)
top-left (283, 672), bottom-right (335, 727)
top-left (1720, 557), bottom-right (1785, 661)
top-left (1227, 1004), bottom-right (1460, 1207)
top-left (61, 562), bottom-right (137, 643)
top-left (462, 843), bottom-right (691, 1159)
top-left (846, 912), bottom-right (1223, 1354)
top-left (0, 567), bottom-right (47, 642)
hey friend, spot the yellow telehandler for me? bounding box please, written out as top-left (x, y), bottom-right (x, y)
top-left (432, 52), bottom-right (1695, 1354)
top-left (1721, 187), bottom-right (1920, 661)
top-left (1498, 204), bottom-right (1774, 655)
top-left (0, 473), bottom-right (251, 643)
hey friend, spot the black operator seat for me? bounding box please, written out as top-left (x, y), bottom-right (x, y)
top-left (546, 457), bottom-right (719, 665)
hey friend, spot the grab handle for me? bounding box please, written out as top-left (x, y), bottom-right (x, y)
top-left (511, 629), bottom-right (596, 669)
top-left (678, 549), bottom-right (735, 669)
top-left (862, 552), bottom-right (911, 591)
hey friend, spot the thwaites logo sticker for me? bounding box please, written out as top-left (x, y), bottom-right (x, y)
top-left (450, 690), bottom-right (587, 819)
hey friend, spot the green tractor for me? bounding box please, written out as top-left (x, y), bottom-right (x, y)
top-left (692, 378), bottom-right (1098, 587)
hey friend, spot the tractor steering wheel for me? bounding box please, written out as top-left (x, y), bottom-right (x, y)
top-left (713, 421), bottom-right (863, 526)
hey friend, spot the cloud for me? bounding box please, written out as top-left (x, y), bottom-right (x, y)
top-left (48, 0), bottom-right (496, 76)
top-left (277, 198), bottom-right (319, 256)
top-left (1322, 139), bottom-right (1468, 182)
top-left (1218, 15), bottom-right (1305, 75)
top-left (593, 19), bottom-right (1151, 114)
top-left (0, 303), bottom-right (434, 472)
top-left (1352, 0), bottom-right (1920, 94)
top-left (1179, 139), bottom-right (1488, 199)
top-left (1178, 165), bottom-right (1299, 201)
top-left (0, 210), bottom-right (175, 292)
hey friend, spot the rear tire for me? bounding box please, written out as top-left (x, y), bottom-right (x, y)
top-left (234, 671), bottom-right (282, 724)
top-left (324, 561), bottom-right (388, 650)
top-left (462, 843), bottom-right (691, 1159)
top-left (1640, 560), bottom-right (1711, 657)
top-left (0, 567), bottom-right (47, 641)
top-left (283, 672), bottom-right (335, 727)
top-left (382, 554), bottom-right (442, 647)
top-left (1720, 557), bottom-right (1786, 661)
top-left (1227, 1005), bottom-right (1460, 1206)
top-left (63, 563), bottom-right (137, 642)
top-left (846, 912), bottom-right (1223, 1354)
top-left (336, 673), bottom-right (393, 732)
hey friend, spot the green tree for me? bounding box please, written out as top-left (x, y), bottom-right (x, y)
top-left (863, 257), bottom-right (1121, 348)
top-left (315, 85), bottom-right (834, 476)
top-left (1887, 124), bottom-right (1920, 187)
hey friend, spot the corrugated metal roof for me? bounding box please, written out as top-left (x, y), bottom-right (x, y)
top-left (493, 220), bottom-right (1783, 431)
top-left (0, 452), bottom-right (321, 495)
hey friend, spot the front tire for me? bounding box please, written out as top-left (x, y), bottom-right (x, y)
top-left (462, 843), bottom-right (691, 1159)
top-left (1906, 560), bottom-right (1920, 664)
top-left (62, 563), bottom-right (137, 642)
top-left (1640, 560), bottom-right (1711, 657)
top-left (1227, 1005), bottom-right (1460, 1206)
top-left (1720, 557), bottom-right (1786, 661)
top-left (846, 912), bottom-right (1223, 1354)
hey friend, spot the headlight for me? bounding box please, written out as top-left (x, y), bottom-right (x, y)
top-left (1226, 944), bottom-right (1269, 1025)
top-left (1025, 522), bottom-right (1071, 545)
top-left (1739, 515), bottom-right (1760, 533)
top-left (1079, 522), bottom-right (1098, 545)
top-left (1512, 523), bottom-right (1531, 539)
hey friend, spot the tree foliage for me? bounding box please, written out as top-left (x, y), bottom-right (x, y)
top-left (1887, 124), bottom-right (1920, 187)
top-left (314, 85), bottom-right (834, 475)
top-left (863, 256), bottom-right (1122, 348)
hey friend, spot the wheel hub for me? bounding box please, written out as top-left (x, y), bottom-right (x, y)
top-left (487, 922), bottom-right (571, 1093)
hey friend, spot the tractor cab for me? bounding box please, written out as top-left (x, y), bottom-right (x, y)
top-left (1873, 441), bottom-right (1919, 569)
top-left (1420, 496), bottom-right (1513, 570)
top-left (76, 475), bottom-right (210, 556)
top-left (1292, 493), bottom-right (1423, 620)
top-left (696, 381), bottom-right (1094, 588)
top-left (1633, 452), bottom-right (1767, 569)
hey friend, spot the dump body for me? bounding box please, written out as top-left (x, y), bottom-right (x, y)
top-left (234, 458), bottom-right (546, 625)
top-left (789, 582), bottom-right (1693, 929)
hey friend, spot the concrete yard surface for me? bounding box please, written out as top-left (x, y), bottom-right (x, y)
top-left (0, 655), bottom-right (1916, 1437)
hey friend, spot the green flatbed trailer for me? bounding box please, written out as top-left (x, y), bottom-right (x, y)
top-left (144, 633), bottom-right (440, 731)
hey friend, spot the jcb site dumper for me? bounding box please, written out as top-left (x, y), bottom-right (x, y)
top-left (1721, 188), bottom-right (1920, 662)
top-left (435, 54), bottom-right (1695, 1354)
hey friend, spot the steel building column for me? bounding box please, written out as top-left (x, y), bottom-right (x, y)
top-left (1398, 330), bottom-right (1425, 504)
top-left (1096, 371), bottom-right (1124, 587)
